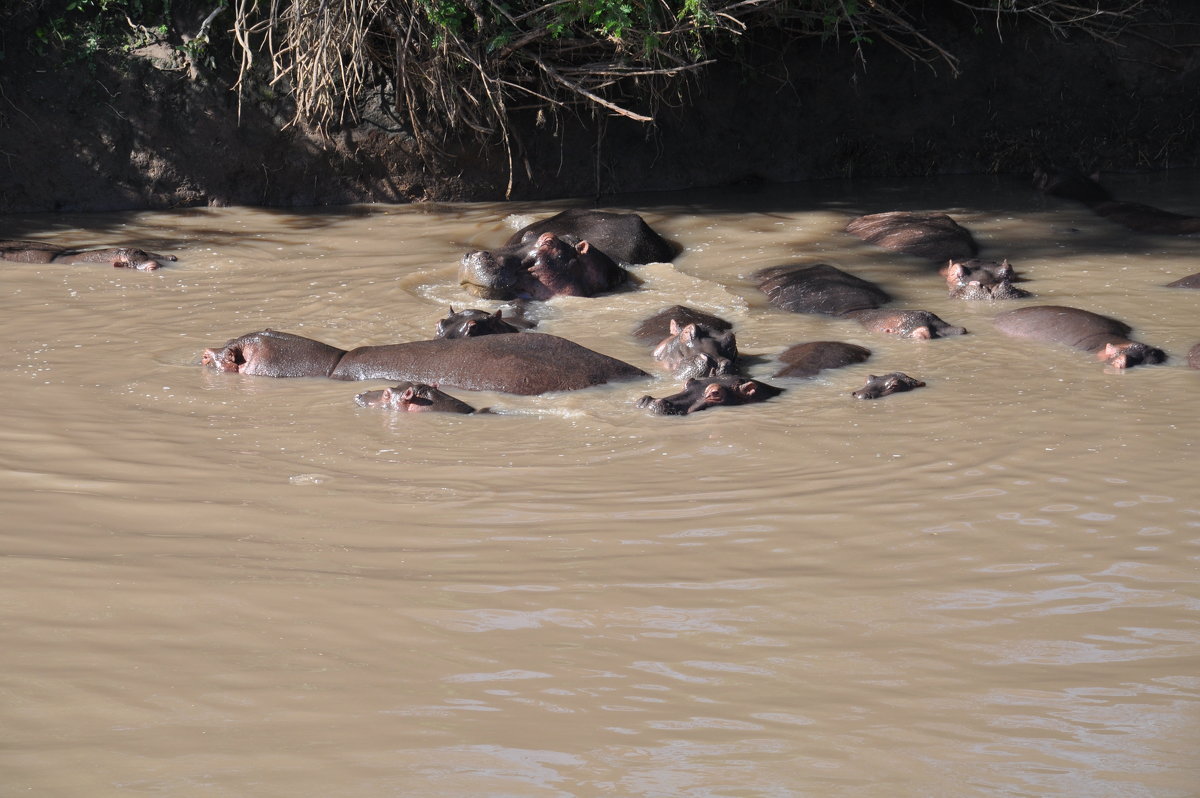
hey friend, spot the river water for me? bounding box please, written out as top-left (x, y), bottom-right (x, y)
top-left (2, 172), bottom-right (1198, 797)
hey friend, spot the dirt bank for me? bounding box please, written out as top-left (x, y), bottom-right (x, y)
top-left (2, 3), bottom-right (1198, 213)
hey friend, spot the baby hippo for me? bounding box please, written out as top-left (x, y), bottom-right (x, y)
top-left (943, 258), bottom-right (1030, 300)
top-left (851, 372), bottom-right (926, 399)
top-left (435, 306), bottom-right (533, 338)
top-left (638, 375), bottom-right (782, 416)
top-left (354, 382), bottom-right (477, 414)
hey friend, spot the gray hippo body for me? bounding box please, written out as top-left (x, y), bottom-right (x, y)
top-left (1, 240), bottom-right (175, 270)
top-left (203, 329), bottom-right (648, 395)
top-left (756, 264), bottom-right (966, 339)
top-left (774, 341), bottom-right (871, 378)
top-left (993, 305), bottom-right (1165, 369)
top-left (845, 212), bottom-right (979, 261)
top-left (1166, 273), bottom-right (1200, 289)
top-left (459, 231), bottom-right (629, 300)
top-left (507, 209), bottom-right (676, 265)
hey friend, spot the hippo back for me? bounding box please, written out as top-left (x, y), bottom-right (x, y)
top-left (332, 333), bottom-right (648, 395)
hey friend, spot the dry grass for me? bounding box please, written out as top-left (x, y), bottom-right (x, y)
top-left (230, 0), bottom-right (1148, 193)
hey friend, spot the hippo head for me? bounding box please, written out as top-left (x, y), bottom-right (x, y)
top-left (851, 372), bottom-right (926, 400)
top-left (944, 259), bottom-right (1031, 301)
top-left (651, 320), bottom-right (739, 380)
top-left (460, 232), bottom-right (627, 300)
top-left (435, 307), bottom-right (522, 339)
top-left (113, 247), bottom-right (168, 271)
top-left (638, 375), bottom-right (782, 416)
top-left (355, 382), bottom-right (476, 413)
top-left (1100, 342), bottom-right (1167, 370)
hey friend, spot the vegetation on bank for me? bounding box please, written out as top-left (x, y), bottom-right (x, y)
top-left (9, 0), bottom-right (1151, 188)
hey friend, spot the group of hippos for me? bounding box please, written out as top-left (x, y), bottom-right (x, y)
top-left (4, 166), bottom-right (1198, 416)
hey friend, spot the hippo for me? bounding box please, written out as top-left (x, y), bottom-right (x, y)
top-left (993, 305), bottom-right (1166, 369)
top-left (506, 208), bottom-right (676, 265)
top-left (637, 375), bottom-right (782, 416)
top-left (1, 240), bottom-right (176, 271)
top-left (774, 341), bottom-right (871, 378)
top-left (649, 318), bottom-right (739, 380)
top-left (355, 382), bottom-right (477, 414)
top-left (202, 329), bottom-right (648, 395)
top-left (459, 231), bottom-right (629, 300)
top-left (435, 306), bottom-right (533, 338)
top-left (756, 264), bottom-right (967, 339)
top-left (1166, 273), bottom-right (1200, 289)
top-left (1034, 167), bottom-right (1200, 234)
top-left (851, 372), bottom-right (926, 400)
top-left (632, 305), bottom-right (733, 343)
top-left (1189, 343), bottom-right (1200, 370)
top-left (943, 258), bottom-right (1030, 300)
top-left (845, 212), bottom-right (979, 261)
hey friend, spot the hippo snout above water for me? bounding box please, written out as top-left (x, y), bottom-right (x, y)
top-left (1, 240), bottom-right (176, 271)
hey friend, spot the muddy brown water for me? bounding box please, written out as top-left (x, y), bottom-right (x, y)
top-left (2, 173), bottom-right (1198, 797)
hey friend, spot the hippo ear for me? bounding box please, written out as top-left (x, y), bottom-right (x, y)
top-left (575, 240), bottom-right (591, 254)
top-left (946, 260), bottom-right (964, 279)
top-left (448, 305), bottom-right (456, 314)
top-left (669, 318), bottom-right (682, 335)
top-left (702, 382), bottom-right (727, 402)
top-left (401, 386), bottom-right (419, 401)
top-left (679, 323), bottom-right (698, 344)
top-left (491, 309), bottom-right (504, 319)
top-left (738, 380), bottom-right (760, 398)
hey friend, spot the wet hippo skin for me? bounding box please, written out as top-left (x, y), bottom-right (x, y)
top-left (993, 305), bottom-right (1166, 369)
top-left (203, 329), bottom-right (648, 395)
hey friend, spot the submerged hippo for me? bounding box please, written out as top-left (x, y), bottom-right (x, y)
top-left (774, 341), bottom-right (871, 378)
top-left (632, 305), bottom-right (733, 343)
top-left (851, 372), bottom-right (926, 400)
top-left (756, 264), bottom-right (967, 339)
top-left (506, 208), bottom-right (676, 265)
top-left (638, 375), bottom-right (782, 416)
top-left (1, 240), bottom-right (176, 271)
top-left (943, 258), bottom-right (1031, 300)
top-left (459, 231), bottom-right (629, 300)
top-left (435, 306), bottom-right (534, 338)
top-left (845, 211), bottom-right (979, 261)
top-left (993, 305), bottom-right (1166, 369)
top-left (1166, 273), bottom-right (1200, 289)
top-left (643, 316), bottom-right (739, 380)
top-left (1034, 167), bottom-right (1200, 234)
top-left (355, 382), bottom-right (478, 414)
top-left (202, 329), bottom-right (648, 395)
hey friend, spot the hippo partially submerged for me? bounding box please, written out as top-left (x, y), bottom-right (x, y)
top-left (756, 264), bottom-right (967, 339)
top-left (202, 329), bottom-right (648, 395)
top-left (1035, 167), bottom-right (1200, 235)
top-left (638, 375), bottom-right (782, 416)
top-left (851, 372), bottom-right (926, 400)
top-left (355, 382), bottom-right (478, 414)
top-left (434, 306), bottom-right (534, 338)
top-left (1, 240), bottom-right (176, 271)
top-left (459, 231), bottom-right (629, 300)
top-left (845, 211), bottom-right (979, 261)
top-left (943, 258), bottom-right (1031, 300)
top-left (506, 209), bottom-right (676, 265)
top-left (774, 341), bottom-right (871, 378)
top-left (993, 305), bottom-right (1165, 369)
